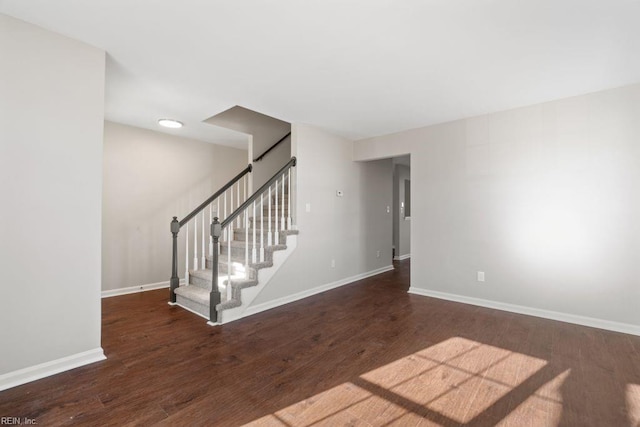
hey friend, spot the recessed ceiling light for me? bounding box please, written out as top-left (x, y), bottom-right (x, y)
top-left (158, 119), bottom-right (183, 129)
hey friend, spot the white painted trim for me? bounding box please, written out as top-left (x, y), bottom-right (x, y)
top-left (0, 348), bottom-right (106, 391)
top-left (243, 265), bottom-right (394, 318)
top-left (101, 280), bottom-right (172, 298)
top-left (408, 288), bottom-right (640, 337)
top-left (220, 235), bottom-right (299, 324)
top-left (393, 253), bottom-right (411, 261)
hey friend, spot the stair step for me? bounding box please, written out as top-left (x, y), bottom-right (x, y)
top-left (175, 284), bottom-right (209, 305)
top-left (246, 220), bottom-right (294, 233)
top-left (232, 220), bottom-right (291, 232)
top-left (220, 239), bottom-right (288, 250)
top-left (220, 240), bottom-right (287, 259)
top-left (175, 274), bottom-right (260, 315)
top-left (249, 214), bottom-right (291, 221)
top-left (232, 229), bottom-right (291, 243)
top-left (222, 217), bottom-right (292, 230)
top-left (174, 224), bottom-right (298, 323)
top-left (207, 257), bottom-right (274, 271)
top-left (216, 247), bottom-right (272, 263)
top-left (254, 208), bottom-right (290, 214)
top-left (204, 255), bottom-right (272, 272)
top-left (189, 267), bottom-right (260, 288)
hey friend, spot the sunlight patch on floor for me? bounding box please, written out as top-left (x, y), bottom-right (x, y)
top-left (627, 384), bottom-right (640, 426)
top-left (243, 382), bottom-right (375, 426)
top-left (495, 369), bottom-right (570, 426)
top-left (363, 337), bottom-right (549, 424)
top-left (244, 337), bottom-right (559, 426)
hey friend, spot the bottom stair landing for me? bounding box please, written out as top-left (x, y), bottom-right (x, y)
top-left (172, 229), bottom-right (298, 324)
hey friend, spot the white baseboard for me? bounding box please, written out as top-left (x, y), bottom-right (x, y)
top-left (393, 253), bottom-right (411, 261)
top-left (0, 348), bottom-right (106, 391)
top-left (101, 280), bottom-right (171, 298)
top-left (244, 265), bottom-right (394, 317)
top-left (408, 288), bottom-right (640, 337)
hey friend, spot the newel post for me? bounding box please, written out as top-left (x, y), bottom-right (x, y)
top-left (170, 216), bottom-right (180, 303)
top-left (209, 217), bottom-right (222, 323)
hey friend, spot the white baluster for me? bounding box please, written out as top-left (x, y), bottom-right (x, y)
top-left (243, 175), bottom-right (248, 227)
top-left (281, 173), bottom-right (286, 231)
top-left (236, 180), bottom-right (240, 229)
top-left (227, 234), bottom-right (232, 301)
top-left (201, 209), bottom-right (206, 268)
top-left (224, 191), bottom-right (228, 241)
top-left (252, 200), bottom-right (257, 263)
top-left (287, 170), bottom-right (292, 229)
top-left (274, 180), bottom-right (279, 244)
top-left (184, 223), bottom-right (189, 285)
top-left (217, 198), bottom-right (221, 240)
top-left (193, 216), bottom-right (198, 270)
top-left (209, 203), bottom-right (213, 256)
top-left (244, 206), bottom-right (249, 271)
top-left (230, 186), bottom-right (235, 232)
top-left (267, 186), bottom-right (272, 246)
top-left (260, 193), bottom-right (265, 262)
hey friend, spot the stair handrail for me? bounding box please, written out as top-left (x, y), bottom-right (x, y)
top-left (209, 156), bottom-right (297, 323)
top-left (253, 132), bottom-right (291, 162)
top-left (179, 164), bottom-right (252, 227)
top-left (221, 157), bottom-right (295, 229)
top-left (169, 164), bottom-right (253, 305)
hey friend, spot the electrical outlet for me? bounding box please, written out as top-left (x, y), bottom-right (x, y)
top-left (331, 259), bottom-right (335, 268)
top-left (376, 250), bottom-right (381, 258)
top-left (305, 202), bottom-right (311, 213)
top-left (477, 271), bottom-right (485, 282)
top-left (386, 206), bottom-right (390, 213)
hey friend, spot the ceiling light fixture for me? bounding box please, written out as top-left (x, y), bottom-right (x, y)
top-left (158, 119), bottom-right (183, 129)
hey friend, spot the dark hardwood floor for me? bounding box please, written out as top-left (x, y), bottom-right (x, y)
top-left (1, 260), bottom-right (639, 426)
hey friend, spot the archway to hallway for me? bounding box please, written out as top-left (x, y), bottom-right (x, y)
top-left (392, 155), bottom-right (411, 266)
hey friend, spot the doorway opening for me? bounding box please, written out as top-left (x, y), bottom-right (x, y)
top-left (392, 155), bottom-right (411, 262)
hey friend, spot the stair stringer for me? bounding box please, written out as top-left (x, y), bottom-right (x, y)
top-left (218, 234), bottom-right (297, 324)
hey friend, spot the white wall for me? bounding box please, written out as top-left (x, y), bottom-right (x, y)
top-left (393, 163), bottom-right (411, 258)
top-left (252, 134), bottom-right (291, 188)
top-left (0, 15), bottom-right (105, 378)
top-left (355, 83), bottom-right (640, 330)
top-left (204, 106), bottom-right (291, 188)
top-left (102, 121), bottom-right (247, 291)
top-left (250, 124), bottom-right (393, 306)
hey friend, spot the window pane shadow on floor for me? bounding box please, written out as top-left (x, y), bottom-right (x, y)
top-left (246, 334), bottom-right (639, 426)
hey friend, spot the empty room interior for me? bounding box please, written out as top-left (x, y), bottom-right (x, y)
top-left (1, 1), bottom-right (640, 426)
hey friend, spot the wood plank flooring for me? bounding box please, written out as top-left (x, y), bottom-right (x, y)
top-left (1, 260), bottom-right (640, 426)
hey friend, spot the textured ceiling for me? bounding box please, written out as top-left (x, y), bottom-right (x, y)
top-left (3, 0), bottom-right (640, 148)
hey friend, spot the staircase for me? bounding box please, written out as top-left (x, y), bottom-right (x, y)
top-left (169, 157), bottom-right (297, 325)
top-left (174, 198), bottom-right (298, 323)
